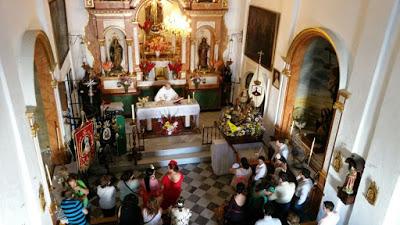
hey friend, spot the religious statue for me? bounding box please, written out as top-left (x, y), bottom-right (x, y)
top-left (342, 166), bottom-right (357, 194)
top-left (198, 37), bottom-right (210, 70)
top-left (145, 0), bottom-right (163, 32)
top-left (109, 38), bottom-right (123, 73)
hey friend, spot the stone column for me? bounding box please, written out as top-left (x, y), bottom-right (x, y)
top-left (190, 41), bottom-right (195, 72)
top-left (181, 35), bottom-right (187, 64)
top-left (214, 42), bottom-right (219, 61)
top-left (126, 39), bottom-right (134, 74)
top-left (99, 39), bottom-right (106, 63)
top-left (133, 25), bottom-right (140, 67)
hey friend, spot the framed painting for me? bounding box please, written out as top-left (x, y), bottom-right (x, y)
top-left (74, 121), bottom-right (95, 172)
top-left (49, 0), bottom-right (69, 67)
top-left (272, 68), bottom-right (280, 89)
top-left (245, 6), bottom-right (280, 71)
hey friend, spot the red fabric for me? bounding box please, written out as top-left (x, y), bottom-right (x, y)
top-left (139, 179), bottom-right (161, 208)
top-left (161, 173), bottom-right (184, 209)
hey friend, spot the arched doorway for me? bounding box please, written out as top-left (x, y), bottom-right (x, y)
top-left (33, 32), bottom-right (66, 166)
top-left (279, 28), bottom-right (348, 216)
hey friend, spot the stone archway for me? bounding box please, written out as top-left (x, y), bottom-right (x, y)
top-left (31, 31), bottom-right (65, 165)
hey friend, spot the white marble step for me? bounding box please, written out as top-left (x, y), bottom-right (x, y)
top-left (138, 150), bottom-right (211, 167)
top-left (141, 145), bottom-right (207, 157)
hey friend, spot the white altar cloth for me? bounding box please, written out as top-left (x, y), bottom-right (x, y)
top-left (136, 99), bottom-right (200, 130)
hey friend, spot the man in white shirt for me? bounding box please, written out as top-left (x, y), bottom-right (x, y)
top-left (255, 204), bottom-right (282, 225)
top-left (254, 156), bottom-right (267, 181)
top-left (318, 201), bottom-right (340, 225)
top-left (293, 168), bottom-right (314, 221)
top-left (271, 138), bottom-right (289, 161)
top-left (154, 83), bottom-right (178, 102)
top-left (269, 172), bottom-right (295, 223)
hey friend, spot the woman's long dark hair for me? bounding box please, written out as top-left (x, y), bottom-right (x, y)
top-left (144, 168), bottom-right (155, 192)
top-left (241, 157), bottom-right (250, 170)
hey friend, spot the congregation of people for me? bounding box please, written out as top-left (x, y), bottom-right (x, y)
top-left (59, 139), bottom-right (339, 225)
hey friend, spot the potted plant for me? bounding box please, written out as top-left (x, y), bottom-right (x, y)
top-left (147, 36), bottom-right (170, 57)
top-left (168, 62), bottom-right (182, 79)
top-left (191, 73), bottom-right (202, 89)
top-left (139, 61), bottom-right (156, 81)
top-left (117, 75), bottom-right (133, 93)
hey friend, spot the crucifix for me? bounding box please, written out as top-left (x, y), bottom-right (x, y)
top-left (83, 79), bottom-right (98, 104)
top-left (253, 50), bottom-right (264, 85)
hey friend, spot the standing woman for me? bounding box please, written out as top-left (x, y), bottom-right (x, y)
top-left (160, 160), bottom-right (184, 210)
top-left (140, 165), bottom-right (161, 207)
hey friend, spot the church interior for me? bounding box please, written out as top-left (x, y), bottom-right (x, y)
top-left (1, 0), bottom-right (400, 225)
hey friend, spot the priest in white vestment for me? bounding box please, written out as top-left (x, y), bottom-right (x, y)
top-left (154, 83), bottom-right (179, 102)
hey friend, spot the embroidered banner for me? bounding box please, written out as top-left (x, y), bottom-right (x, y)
top-left (74, 121), bottom-right (95, 172)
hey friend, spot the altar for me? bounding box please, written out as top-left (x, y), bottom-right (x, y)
top-left (136, 99), bottom-right (200, 131)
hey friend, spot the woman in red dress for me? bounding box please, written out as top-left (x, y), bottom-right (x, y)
top-left (140, 165), bottom-right (161, 208)
top-left (160, 160), bottom-right (184, 210)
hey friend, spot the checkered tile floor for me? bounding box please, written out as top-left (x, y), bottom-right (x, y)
top-left (89, 162), bottom-right (234, 225)
top-left (157, 163), bottom-right (234, 225)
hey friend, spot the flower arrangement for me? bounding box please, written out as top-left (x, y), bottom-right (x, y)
top-left (162, 120), bottom-right (179, 136)
top-left (117, 75), bottom-right (133, 93)
top-left (147, 36), bottom-right (170, 52)
top-left (218, 103), bottom-right (265, 138)
top-left (191, 74), bottom-right (202, 89)
top-left (102, 61), bottom-right (113, 74)
top-left (139, 20), bottom-right (153, 34)
top-left (139, 61), bottom-right (156, 80)
top-left (168, 62), bottom-right (182, 79)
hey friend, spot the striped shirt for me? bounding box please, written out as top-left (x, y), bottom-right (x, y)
top-left (60, 198), bottom-right (87, 225)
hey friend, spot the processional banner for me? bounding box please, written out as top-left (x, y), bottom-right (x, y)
top-left (74, 121), bottom-right (95, 172)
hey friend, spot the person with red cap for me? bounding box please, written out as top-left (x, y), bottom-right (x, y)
top-left (160, 160), bottom-right (184, 210)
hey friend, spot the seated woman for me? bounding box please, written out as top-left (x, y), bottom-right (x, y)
top-left (273, 154), bottom-right (288, 177)
top-left (140, 165), bottom-right (161, 208)
top-left (97, 175), bottom-right (117, 217)
top-left (224, 182), bottom-right (247, 225)
top-left (230, 157), bottom-right (252, 187)
top-left (154, 83), bottom-right (178, 102)
top-left (142, 197), bottom-right (162, 225)
top-left (118, 194), bottom-right (144, 225)
top-left (117, 170), bottom-right (140, 201)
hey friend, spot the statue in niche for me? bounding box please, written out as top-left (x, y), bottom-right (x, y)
top-left (145, 0), bottom-right (163, 32)
top-left (198, 37), bottom-right (210, 70)
top-left (109, 38), bottom-right (123, 74)
top-left (342, 166), bottom-right (357, 195)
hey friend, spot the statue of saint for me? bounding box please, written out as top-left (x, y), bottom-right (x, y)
top-left (109, 38), bottom-right (123, 73)
top-left (145, 0), bottom-right (163, 32)
top-left (343, 166), bottom-right (357, 194)
top-left (198, 37), bottom-right (210, 69)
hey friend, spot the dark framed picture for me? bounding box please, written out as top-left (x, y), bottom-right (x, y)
top-left (245, 6), bottom-right (280, 71)
top-left (49, 0), bottom-right (69, 67)
top-left (272, 68), bottom-right (280, 89)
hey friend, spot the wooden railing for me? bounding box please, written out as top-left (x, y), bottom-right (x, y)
top-left (202, 123), bottom-right (221, 145)
top-left (127, 125), bottom-right (145, 165)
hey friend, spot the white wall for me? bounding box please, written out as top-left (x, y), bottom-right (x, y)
top-left (0, 0), bottom-right (68, 223)
top-left (240, 0), bottom-right (400, 224)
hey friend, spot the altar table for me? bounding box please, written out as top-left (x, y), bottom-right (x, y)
top-left (136, 99), bottom-right (200, 131)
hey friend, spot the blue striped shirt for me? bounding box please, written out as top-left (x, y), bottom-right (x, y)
top-left (60, 198), bottom-right (87, 225)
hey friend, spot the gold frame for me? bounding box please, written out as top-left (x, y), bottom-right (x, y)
top-left (332, 151), bottom-right (342, 172)
top-left (365, 181), bottom-right (378, 205)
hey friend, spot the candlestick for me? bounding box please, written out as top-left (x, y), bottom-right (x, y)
top-left (193, 91), bottom-right (195, 100)
top-left (131, 104), bottom-right (135, 120)
top-left (289, 121), bottom-right (294, 136)
top-left (45, 164), bottom-right (53, 187)
top-left (188, 94), bottom-right (191, 103)
top-left (308, 137), bottom-right (316, 165)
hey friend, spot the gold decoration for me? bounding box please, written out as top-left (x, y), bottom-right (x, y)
top-left (98, 39), bottom-right (105, 46)
top-left (332, 151), bottom-right (342, 172)
top-left (333, 101), bottom-right (344, 112)
top-left (339, 89), bottom-right (351, 99)
top-left (84, 0), bottom-right (94, 8)
top-left (39, 184), bottom-right (46, 212)
top-left (223, 0), bottom-right (228, 8)
top-left (126, 39), bottom-right (133, 46)
top-left (26, 106), bottom-right (39, 138)
top-left (365, 181), bottom-right (378, 205)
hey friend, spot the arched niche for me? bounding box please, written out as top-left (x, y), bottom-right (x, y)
top-left (19, 30), bottom-right (65, 165)
top-left (280, 28), bottom-right (349, 172)
top-left (104, 26), bottom-right (128, 72)
top-left (195, 25), bottom-right (216, 67)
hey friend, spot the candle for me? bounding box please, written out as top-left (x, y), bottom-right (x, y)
top-left (55, 125), bottom-right (61, 150)
top-left (308, 137), bottom-right (316, 165)
top-left (193, 91), bottom-right (195, 100)
top-left (289, 121), bottom-right (294, 136)
top-left (45, 164), bottom-right (53, 187)
top-left (188, 94), bottom-right (191, 103)
top-left (131, 104), bottom-right (135, 120)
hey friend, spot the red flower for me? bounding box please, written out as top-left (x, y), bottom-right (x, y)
top-left (139, 61), bottom-right (156, 74)
top-left (168, 62), bottom-right (182, 74)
